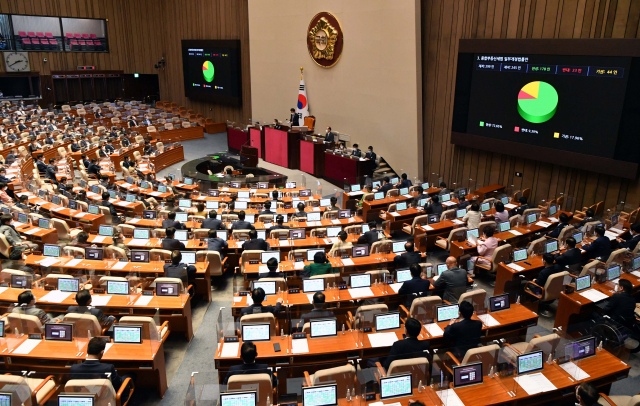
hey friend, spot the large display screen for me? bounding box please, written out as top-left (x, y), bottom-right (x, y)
top-left (451, 40), bottom-right (640, 178)
top-left (181, 39), bottom-right (242, 106)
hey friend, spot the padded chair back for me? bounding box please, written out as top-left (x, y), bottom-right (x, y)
top-left (558, 225), bottom-right (576, 245)
top-left (478, 221), bottom-right (496, 237)
top-left (149, 249), bottom-right (171, 261)
top-left (196, 250), bottom-right (224, 276)
top-left (63, 246), bottom-right (85, 258)
top-left (120, 315), bottom-right (165, 340)
top-left (353, 304), bottom-right (388, 328)
top-left (63, 313), bottom-right (102, 338)
top-left (490, 244), bottom-right (512, 273)
top-left (0, 374), bottom-right (38, 406)
top-left (104, 246), bottom-right (127, 259)
top-left (606, 248), bottom-right (628, 267)
top-left (269, 229), bottom-right (289, 239)
top-left (387, 357), bottom-right (429, 388)
top-left (440, 209), bottom-right (455, 221)
top-left (240, 313), bottom-right (276, 337)
top-left (228, 374), bottom-right (273, 406)
top-left (522, 208), bottom-right (541, 219)
top-left (527, 237), bottom-right (547, 256)
top-left (7, 312), bottom-right (43, 334)
top-left (0, 234), bottom-right (12, 258)
top-left (459, 289), bottom-right (486, 309)
top-left (409, 296), bottom-right (442, 322)
top-left (98, 206), bottom-right (113, 225)
top-left (509, 215), bottom-right (520, 228)
top-left (371, 239), bottom-right (392, 254)
top-left (461, 344), bottom-right (500, 373)
top-left (529, 333), bottom-right (560, 357)
top-left (152, 277), bottom-right (185, 293)
top-left (542, 271), bottom-right (569, 302)
top-left (50, 218), bottom-right (72, 240)
top-left (310, 228), bottom-right (326, 237)
top-left (310, 273), bottom-right (341, 285)
top-left (311, 364), bottom-right (356, 399)
top-left (288, 249), bottom-right (308, 261)
top-left (64, 379), bottom-right (116, 406)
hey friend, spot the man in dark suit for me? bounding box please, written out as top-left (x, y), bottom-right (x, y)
top-left (617, 223), bottom-right (640, 251)
top-left (100, 192), bottom-right (120, 223)
top-left (269, 215), bottom-right (290, 231)
top-left (70, 338), bottom-right (134, 400)
top-left (242, 229), bottom-right (269, 252)
top-left (357, 221), bottom-right (379, 246)
top-left (383, 318), bottom-right (430, 370)
top-left (583, 226), bottom-right (612, 261)
top-left (578, 208), bottom-right (599, 228)
top-left (412, 186), bottom-right (428, 207)
top-left (67, 289), bottom-right (114, 323)
top-left (70, 139), bottom-right (81, 152)
top-left (602, 279), bottom-right (636, 325)
top-left (432, 256), bottom-right (468, 303)
top-left (206, 229), bottom-right (228, 259)
top-left (364, 146), bottom-right (377, 161)
top-left (443, 301), bottom-right (483, 359)
top-left (438, 182), bottom-right (451, 196)
top-left (351, 143), bottom-right (362, 157)
top-left (230, 211), bottom-right (255, 231)
top-left (87, 158), bottom-right (102, 178)
top-left (395, 173), bottom-right (413, 189)
top-left (299, 292), bottom-right (335, 324)
top-left (554, 237), bottom-right (581, 268)
top-left (259, 201), bottom-right (275, 215)
top-left (17, 119), bottom-right (27, 131)
top-left (94, 109), bottom-right (104, 119)
top-left (120, 135), bottom-right (131, 148)
top-left (127, 116), bottom-right (138, 128)
top-left (45, 158), bottom-right (58, 184)
top-left (424, 195), bottom-right (443, 217)
top-left (35, 154), bottom-right (47, 173)
top-left (533, 253), bottom-right (564, 317)
top-left (378, 177), bottom-right (394, 195)
top-left (162, 227), bottom-right (186, 250)
top-left (547, 212), bottom-right (571, 239)
top-left (513, 197), bottom-right (530, 217)
top-left (223, 342), bottom-right (277, 386)
top-left (289, 108), bottom-right (299, 126)
top-left (398, 263), bottom-right (431, 307)
top-left (162, 211), bottom-right (185, 230)
top-left (393, 241), bottom-right (423, 267)
top-left (202, 210), bottom-right (225, 230)
top-left (44, 134), bottom-right (55, 145)
top-left (324, 126), bottom-right (335, 143)
top-left (163, 250), bottom-right (196, 290)
top-left (241, 287), bottom-right (283, 316)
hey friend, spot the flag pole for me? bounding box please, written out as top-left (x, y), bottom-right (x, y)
top-left (300, 67), bottom-right (303, 79)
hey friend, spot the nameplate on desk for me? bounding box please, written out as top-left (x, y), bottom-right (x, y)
top-left (164, 260), bottom-right (172, 264)
top-left (224, 336), bottom-right (239, 343)
top-left (363, 327), bottom-right (372, 333)
top-left (238, 291), bottom-right (250, 296)
top-left (249, 260), bottom-right (259, 264)
top-left (118, 258), bottom-right (128, 262)
top-left (288, 288), bottom-right (300, 294)
top-left (142, 290), bottom-right (154, 296)
top-left (44, 285), bottom-right (54, 291)
top-left (341, 255), bottom-right (349, 259)
top-left (0, 283), bottom-right (8, 287)
top-left (295, 258), bottom-right (304, 262)
top-left (292, 333), bottom-right (306, 339)
top-left (33, 251), bottom-right (42, 256)
top-left (28, 334), bottom-right (42, 340)
top-left (93, 288), bottom-right (105, 294)
top-left (338, 284), bottom-right (348, 290)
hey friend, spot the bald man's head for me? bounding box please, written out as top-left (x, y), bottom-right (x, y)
top-left (445, 256), bottom-right (457, 269)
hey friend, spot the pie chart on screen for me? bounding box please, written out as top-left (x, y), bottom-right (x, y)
top-left (517, 81), bottom-right (558, 123)
top-left (202, 61), bottom-right (214, 82)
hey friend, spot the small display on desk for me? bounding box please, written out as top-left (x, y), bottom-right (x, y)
top-left (436, 264), bottom-right (447, 275)
top-left (326, 226), bottom-right (342, 237)
top-left (38, 218), bottom-right (50, 230)
top-left (310, 318), bottom-right (338, 338)
top-left (545, 240), bottom-right (558, 254)
top-left (395, 202), bottom-right (407, 212)
top-left (156, 281), bottom-right (180, 297)
top-left (424, 266), bottom-right (433, 278)
top-left (126, 176), bottom-right (135, 184)
top-left (375, 312), bottom-right (400, 331)
top-left (45, 323), bottom-right (73, 341)
top-left (307, 212), bottom-right (321, 222)
top-left (399, 187), bottom-right (409, 195)
top-left (242, 323), bottom-right (271, 342)
top-left (526, 213), bottom-right (537, 225)
top-left (140, 181), bottom-right (150, 190)
top-left (576, 275), bottom-right (591, 292)
top-left (458, 188), bottom-right (467, 197)
top-left (633, 256), bottom-right (640, 271)
top-left (16, 212), bottom-right (28, 225)
top-left (565, 336), bottom-right (596, 361)
top-left (133, 228), bottom-right (150, 239)
top-left (498, 221), bottom-right (511, 232)
top-left (175, 230), bottom-right (189, 241)
top-left (392, 241), bottom-right (406, 254)
top-left (184, 177), bottom-right (194, 186)
top-left (131, 250), bottom-right (150, 263)
top-left (237, 191), bottom-right (250, 199)
top-left (548, 205), bottom-right (557, 216)
top-left (107, 280), bottom-right (129, 295)
top-left (215, 230), bottom-right (228, 241)
top-left (361, 224), bottom-right (370, 234)
top-left (107, 190), bottom-right (117, 199)
top-left (206, 201), bottom-right (219, 209)
top-left (303, 278), bottom-right (325, 293)
top-left (441, 193), bottom-right (451, 202)
top-left (390, 177), bottom-right (399, 184)
top-left (175, 212), bottom-right (189, 222)
top-left (380, 373), bottom-right (412, 400)
top-left (252, 280), bottom-right (276, 295)
top-left (80, 180), bottom-right (88, 189)
top-left (513, 248), bottom-right (528, 262)
top-left (421, 182), bottom-right (430, 190)
top-left (58, 394), bottom-right (96, 406)
top-left (517, 350), bottom-right (544, 375)
top-left (57, 278), bottom-right (79, 292)
top-left (91, 185), bottom-right (101, 194)
top-left (257, 230), bottom-right (266, 240)
top-left (437, 304), bottom-right (459, 322)
top-left (98, 225), bottom-right (114, 237)
top-left (300, 189), bottom-right (312, 197)
top-left (11, 274), bottom-right (31, 289)
top-left (258, 182), bottom-right (269, 189)
top-left (466, 229), bottom-right (479, 243)
top-left (489, 294), bottom-right (510, 312)
top-left (43, 244), bottom-right (61, 257)
top-left (68, 200), bottom-right (78, 210)
top-left (289, 229), bottom-right (305, 240)
top-left (158, 185), bottom-right (168, 193)
top-left (85, 247), bottom-right (104, 260)
top-left (125, 194), bottom-right (136, 203)
top-left (453, 362), bottom-right (483, 388)
top-left (181, 251), bottom-right (196, 264)
top-left (338, 210), bottom-right (351, 219)
top-left (481, 202), bottom-right (491, 212)
top-left (457, 209), bottom-right (467, 218)
top-left (209, 189), bottom-right (220, 197)
top-left (142, 210), bottom-right (157, 219)
top-left (427, 214), bottom-right (440, 224)
top-left (350, 273), bottom-right (371, 288)
top-left (606, 265), bottom-right (621, 281)
top-left (261, 251), bottom-right (279, 264)
top-left (113, 325), bottom-right (143, 344)
top-left (351, 184), bottom-right (361, 192)
top-left (220, 392), bottom-right (256, 406)
top-left (610, 215), bottom-right (619, 228)
top-left (51, 195), bottom-right (61, 205)
top-left (501, 196), bottom-right (510, 204)
top-left (352, 244), bottom-right (370, 258)
top-left (396, 268), bottom-right (412, 283)
top-left (0, 394), bottom-right (11, 405)
top-left (307, 248), bottom-right (325, 262)
top-left (0, 207), bottom-right (8, 215)
top-left (179, 199), bottom-right (192, 208)
top-left (374, 192), bottom-right (385, 200)
top-left (286, 182), bottom-right (297, 189)
top-left (303, 384), bottom-right (338, 406)
top-left (319, 198), bottom-right (331, 207)
top-left (235, 201), bottom-right (248, 210)
top-left (88, 205), bottom-right (100, 215)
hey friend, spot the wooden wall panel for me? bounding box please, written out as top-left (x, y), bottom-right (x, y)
top-left (421, 0), bottom-right (640, 213)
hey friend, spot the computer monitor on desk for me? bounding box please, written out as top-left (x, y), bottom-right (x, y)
top-left (302, 278), bottom-right (325, 293)
top-left (302, 384), bottom-right (338, 406)
top-left (453, 362), bottom-right (483, 388)
top-left (133, 228), bottom-right (150, 239)
top-left (517, 350), bottom-right (544, 375)
top-left (436, 304), bottom-right (459, 322)
top-left (310, 319), bottom-right (337, 338)
top-left (220, 392), bottom-right (256, 406)
top-left (380, 374), bottom-right (412, 400)
top-left (252, 280), bottom-right (276, 296)
top-left (113, 325), bottom-right (143, 344)
top-left (58, 395), bottom-right (96, 406)
top-left (241, 324), bottom-right (271, 342)
top-left (375, 312), bottom-right (400, 332)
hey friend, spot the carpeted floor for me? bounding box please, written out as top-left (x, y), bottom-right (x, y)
top-left (129, 132), bottom-right (640, 404)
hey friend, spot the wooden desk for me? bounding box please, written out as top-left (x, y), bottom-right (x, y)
top-left (227, 127), bottom-right (248, 152)
top-left (150, 145), bottom-right (184, 172)
top-left (110, 143), bottom-right (144, 172)
top-left (126, 216), bottom-right (364, 231)
top-left (362, 191), bottom-right (425, 223)
top-left (324, 152), bottom-right (373, 186)
top-left (14, 223), bottom-right (59, 244)
top-left (381, 207), bottom-right (423, 233)
top-left (299, 139), bottom-right (329, 177)
top-left (474, 184), bottom-right (506, 200)
top-left (264, 127), bottom-right (301, 169)
top-left (25, 194), bottom-right (105, 232)
top-left (145, 125), bottom-right (204, 142)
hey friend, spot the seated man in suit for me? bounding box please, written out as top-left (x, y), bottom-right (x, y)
top-left (301, 251), bottom-right (336, 278)
top-left (257, 257), bottom-right (280, 279)
top-left (383, 317), bottom-right (430, 370)
top-left (70, 139), bottom-right (81, 152)
top-left (290, 202), bottom-right (307, 220)
top-left (412, 186), bottom-right (428, 206)
top-left (202, 210), bottom-right (225, 230)
top-left (230, 210), bottom-right (255, 231)
top-left (364, 146), bottom-right (377, 162)
top-left (324, 126), bottom-right (335, 143)
top-left (94, 109), bottom-right (104, 119)
top-left (617, 223), bottom-right (640, 251)
top-left (443, 301), bottom-right (483, 359)
top-left (438, 182), bottom-right (450, 196)
top-left (163, 250), bottom-right (197, 291)
top-left (269, 214), bottom-right (290, 231)
top-left (67, 289), bottom-right (114, 323)
top-left (87, 158), bottom-right (102, 178)
top-left (424, 195), bottom-right (443, 216)
top-left (241, 287), bottom-right (283, 316)
top-left (602, 279), bottom-right (637, 326)
top-left (12, 291), bottom-right (53, 324)
top-left (70, 338), bottom-right (135, 400)
top-left (223, 342), bottom-right (277, 386)
top-left (45, 158), bottom-right (58, 184)
top-left (100, 192), bottom-right (120, 224)
top-left (351, 143), bottom-right (362, 157)
top-left (583, 225), bottom-right (611, 261)
top-left (35, 154), bottom-right (47, 173)
top-left (162, 211), bottom-right (186, 230)
top-left (300, 292), bottom-right (335, 323)
top-left (547, 212), bottom-right (571, 239)
top-left (393, 241), bottom-right (423, 267)
top-left (259, 201), bottom-right (275, 215)
top-left (162, 227), bottom-right (186, 250)
top-left (357, 221), bottom-right (380, 246)
top-left (242, 229), bottom-right (269, 252)
top-left (532, 253), bottom-right (562, 317)
top-left (377, 177), bottom-right (393, 195)
top-left (328, 196), bottom-right (340, 211)
top-left (513, 196), bottom-right (530, 217)
top-left (395, 173), bottom-right (413, 189)
top-left (398, 263), bottom-right (431, 307)
top-left (432, 256), bottom-right (468, 303)
top-left (554, 237), bottom-right (581, 268)
top-left (206, 229), bottom-right (228, 259)
top-left (127, 116), bottom-right (138, 128)
top-left (578, 208), bottom-right (599, 228)
top-left (142, 115), bottom-right (153, 126)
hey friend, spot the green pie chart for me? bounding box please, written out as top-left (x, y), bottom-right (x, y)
top-left (517, 81), bottom-right (558, 123)
top-left (202, 61), bottom-right (214, 82)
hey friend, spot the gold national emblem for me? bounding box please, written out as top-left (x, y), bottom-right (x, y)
top-left (307, 12), bottom-right (343, 68)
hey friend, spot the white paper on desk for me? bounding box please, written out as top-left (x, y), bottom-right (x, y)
top-left (604, 231), bottom-right (619, 241)
top-left (389, 283), bottom-right (403, 293)
top-left (348, 287), bottom-right (374, 298)
top-left (92, 235), bottom-right (107, 243)
top-left (24, 228), bottom-right (41, 235)
top-left (324, 237), bottom-right (339, 244)
top-left (308, 221), bottom-right (321, 227)
top-left (246, 296), bottom-right (253, 306)
top-left (121, 183), bottom-right (131, 188)
top-left (292, 338), bottom-right (310, 354)
top-left (13, 339), bottom-right (41, 355)
top-left (128, 238), bottom-right (149, 245)
top-left (442, 201), bottom-right (456, 207)
top-left (275, 240), bottom-right (290, 247)
top-left (233, 296), bottom-right (243, 303)
top-left (341, 258), bottom-right (355, 266)
top-left (425, 323), bottom-right (444, 337)
top-left (176, 183), bottom-right (185, 187)
top-left (52, 206), bottom-right (66, 212)
top-left (129, 218), bottom-right (140, 224)
top-left (424, 225), bottom-right (434, 230)
top-left (220, 342), bottom-right (240, 358)
top-left (401, 194), bottom-right (413, 199)
top-left (294, 262), bottom-right (305, 270)
top-left (0, 287), bottom-right (8, 295)
top-left (452, 219), bottom-right (464, 225)
top-left (535, 221), bottom-right (552, 228)
top-left (115, 201), bottom-right (130, 207)
top-left (91, 295), bottom-right (112, 306)
top-left (40, 290), bottom-right (72, 303)
top-left (313, 207), bottom-right (321, 212)
top-left (631, 271), bottom-right (640, 278)
top-left (433, 274), bottom-right (440, 281)
top-left (111, 261), bottom-right (128, 270)
top-left (348, 217), bottom-right (356, 223)
top-left (134, 295), bottom-right (153, 306)
top-left (509, 230), bottom-right (523, 236)
top-left (307, 294), bottom-right (314, 304)
top-left (74, 213), bottom-right (86, 218)
top-left (149, 192), bottom-right (162, 197)
top-left (579, 289), bottom-right (609, 303)
top-left (548, 217), bottom-right (559, 223)
top-left (38, 257), bottom-right (60, 267)
top-left (220, 187), bottom-right (229, 191)
top-left (368, 332), bottom-right (399, 348)
top-left (560, 361), bottom-right (591, 380)
top-left (504, 203), bottom-right (517, 209)
top-left (196, 196), bottom-right (206, 200)
top-left (389, 212), bottom-right (400, 217)
top-left (478, 314), bottom-right (500, 327)
top-left (258, 265), bottom-right (269, 273)
top-left (103, 342), bottom-right (114, 354)
top-left (331, 219), bottom-right (341, 225)
top-left (437, 389), bottom-right (464, 406)
top-left (347, 191), bottom-right (364, 196)
top-left (65, 258), bottom-right (83, 267)
top-left (507, 263), bottom-right (525, 271)
top-left (514, 373), bottom-right (557, 395)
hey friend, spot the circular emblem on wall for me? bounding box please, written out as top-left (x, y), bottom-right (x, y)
top-left (307, 12), bottom-right (343, 68)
